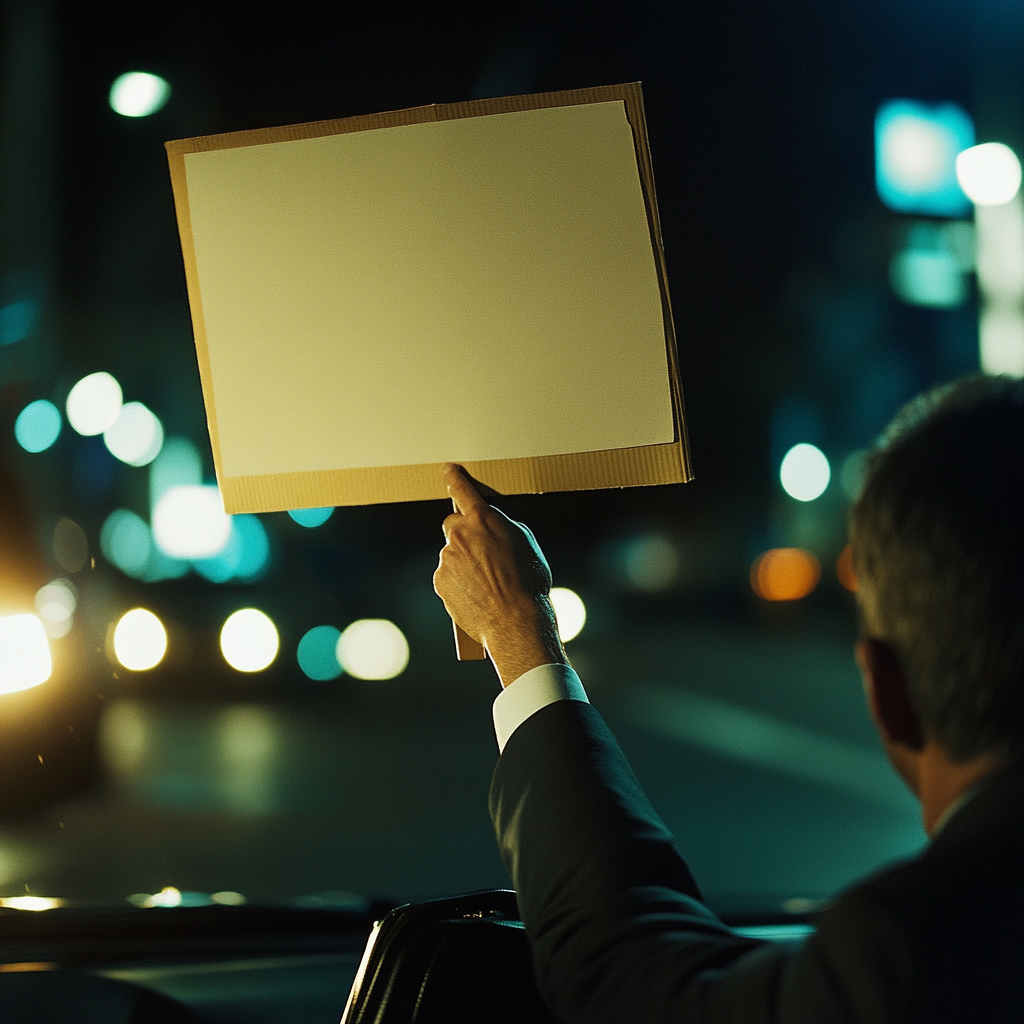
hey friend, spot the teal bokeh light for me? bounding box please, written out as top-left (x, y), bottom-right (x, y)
top-left (100, 509), bottom-right (151, 577)
top-left (15, 399), bottom-right (62, 453)
top-left (875, 100), bottom-right (973, 217)
top-left (233, 515), bottom-right (271, 580)
top-left (288, 507), bottom-right (334, 528)
top-left (193, 514), bottom-right (270, 583)
top-left (0, 299), bottom-right (38, 345)
top-left (192, 527), bottom-right (240, 583)
top-left (297, 625), bottom-right (343, 680)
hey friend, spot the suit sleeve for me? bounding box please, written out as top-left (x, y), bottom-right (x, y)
top-left (489, 698), bottom-right (862, 1024)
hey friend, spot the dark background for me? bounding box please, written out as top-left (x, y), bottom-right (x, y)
top-left (0, 1), bottom-right (1020, 911)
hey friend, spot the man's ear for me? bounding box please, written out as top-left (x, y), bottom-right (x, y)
top-left (856, 637), bottom-right (925, 752)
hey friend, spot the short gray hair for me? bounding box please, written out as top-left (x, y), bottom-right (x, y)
top-left (849, 374), bottom-right (1023, 761)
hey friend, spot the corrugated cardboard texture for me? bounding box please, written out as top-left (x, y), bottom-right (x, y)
top-left (167, 84), bottom-right (691, 513)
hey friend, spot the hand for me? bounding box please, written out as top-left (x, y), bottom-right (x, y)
top-left (434, 464), bottom-right (566, 687)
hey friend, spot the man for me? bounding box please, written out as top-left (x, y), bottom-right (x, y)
top-left (433, 374), bottom-right (1023, 1023)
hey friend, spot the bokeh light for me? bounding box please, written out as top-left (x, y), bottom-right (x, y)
top-left (956, 143), bottom-right (1022, 206)
top-left (780, 443), bottom-right (831, 502)
top-left (220, 609), bottom-right (279, 672)
top-left (192, 526), bottom-right (242, 583)
top-left (113, 608), bottom-right (167, 671)
top-left (839, 450), bottom-right (868, 502)
top-left (875, 100), bottom-right (973, 216)
top-left (145, 548), bottom-right (191, 584)
top-left (751, 548), bottom-right (821, 602)
top-left (287, 507), bottom-right (335, 528)
top-left (211, 891), bottom-right (247, 906)
top-left (219, 706), bottom-right (279, 814)
top-left (193, 514), bottom-right (271, 584)
top-left (975, 192), bottom-right (1024, 376)
top-left (979, 307), bottom-right (1024, 377)
top-left (14, 399), bottom-right (62, 453)
top-left (99, 700), bottom-right (148, 781)
top-left (231, 515), bottom-right (271, 580)
top-left (836, 544), bottom-right (858, 593)
top-left (66, 371), bottom-right (123, 436)
top-left (0, 613), bottom-right (52, 694)
top-left (35, 579), bottom-right (77, 639)
top-left (149, 436), bottom-right (203, 512)
top-left (337, 619), bottom-right (409, 680)
top-left (889, 249), bottom-right (967, 308)
top-left (0, 298), bottom-right (38, 345)
top-left (550, 587), bottom-right (586, 642)
top-left (975, 197), bottom-right (1024, 303)
top-left (101, 509), bottom-right (152, 578)
top-left (623, 534), bottom-right (679, 591)
top-left (0, 896), bottom-right (63, 911)
top-left (297, 625), bottom-right (344, 680)
top-left (109, 72), bottom-right (171, 117)
top-left (104, 401), bottom-right (164, 466)
top-left (153, 485), bottom-right (232, 559)
top-left (141, 887), bottom-right (182, 908)
top-left (52, 517), bottom-right (89, 573)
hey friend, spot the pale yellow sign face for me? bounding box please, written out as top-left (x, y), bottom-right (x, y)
top-left (183, 100), bottom-right (674, 479)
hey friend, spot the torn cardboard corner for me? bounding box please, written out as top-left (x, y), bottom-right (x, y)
top-left (166, 83), bottom-right (691, 515)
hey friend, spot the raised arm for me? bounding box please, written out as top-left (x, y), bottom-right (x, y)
top-left (432, 465), bottom-right (798, 1022)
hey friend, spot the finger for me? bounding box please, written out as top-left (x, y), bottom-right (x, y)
top-left (441, 512), bottom-right (463, 540)
top-left (443, 463), bottom-right (489, 515)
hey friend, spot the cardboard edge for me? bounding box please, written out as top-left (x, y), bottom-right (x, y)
top-left (621, 85), bottom-right (694, 484)
top-left (164, 146), bottom-right (226, 478)
top-left (219, 442), bottom-right (688, 514)
top-left (163, 84), bottom-right (643, 155)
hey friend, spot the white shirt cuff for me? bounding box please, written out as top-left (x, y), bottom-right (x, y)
top-left (492, 662), bottom-right (589, 753)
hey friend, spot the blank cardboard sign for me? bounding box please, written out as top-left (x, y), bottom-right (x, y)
top-left (166, 83), bottom-right (691, 514)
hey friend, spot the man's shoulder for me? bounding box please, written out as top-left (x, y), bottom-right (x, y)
top-left (835, 760), bottom-right (1022, 909)
top-left (809, 763), bottom-right (1023, 1022)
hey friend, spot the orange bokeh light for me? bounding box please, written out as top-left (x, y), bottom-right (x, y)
top-left (751, 548), bottom-right (821, 601)
top-left (836, 543), bottom-right (858, 592)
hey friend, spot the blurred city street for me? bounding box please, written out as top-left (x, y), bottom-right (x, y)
top-left (1, 618), bottom-right (923, 913)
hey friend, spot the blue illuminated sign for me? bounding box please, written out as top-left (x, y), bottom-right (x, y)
top-left (875, 100), bottom-right (974, 216)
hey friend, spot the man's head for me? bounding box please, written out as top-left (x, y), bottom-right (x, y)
top-left (850, 374), bottom-right (1023, 776)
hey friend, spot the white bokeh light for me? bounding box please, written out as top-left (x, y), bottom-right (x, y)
top-left (550, 587), bottom-right (586, 642)
top-left (974, 196), bottom-right (1024, 303)
top-left (152, 485), bottom-right (232, 559)
top-left (142, 887), bottom-right (182, 908)
top-left (220, 609), bottom-right (279, 672)
top-left (0, 896), bottom-right (64, 911)
top-left (65, 371), bottom-right (123, 436)
top-left (980, 307), bottom-right (1024, 377)
top-left (780, 443), bottom-right (831, 502)
top-left (0, 614), bottom-right (52, 694)
top-left (956, 143), bottom-right (1022, 207)
top-left (113, 608), bottom-right (168, 671)
top-left (337, 619), bottom-right (409, 680)
top-left (104, 401), bottom-right (164, 466)
top-left (109, 72), bottom-right (171, 118)
top-left (35, 579), bottom-right (77, 639)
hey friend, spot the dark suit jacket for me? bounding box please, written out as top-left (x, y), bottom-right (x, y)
top-left (489, 699), bottom-right (1024, 1023)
